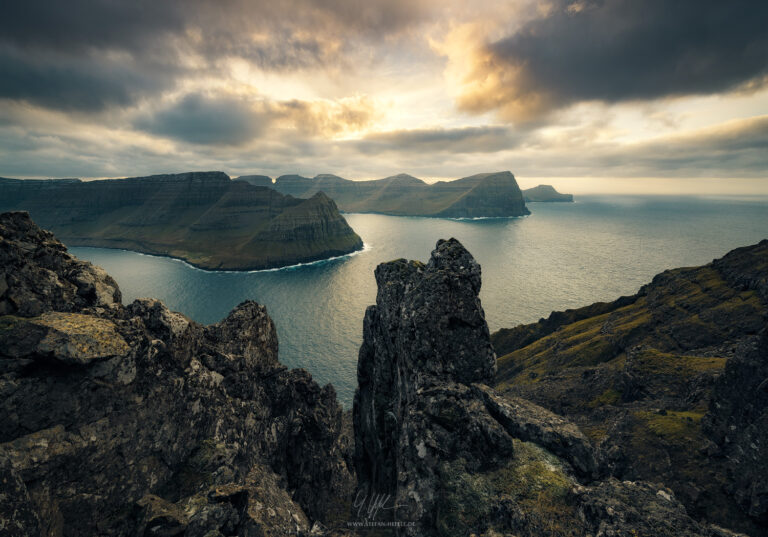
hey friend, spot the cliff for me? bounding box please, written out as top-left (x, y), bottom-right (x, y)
top-left (492, 240), bottom-right (768, 535)
top-left (238, 171), bottom-right (531, 217)
top-left (352, 238), bottom-right (756, 536)
top-left (3, 211), bottom-right (766, 537)
top-left (522, 184), bottom-right (574, 202)
top-left (0, 172), bottom-right (363, 270)
top-left (0, 212), bottom-right (355, 536)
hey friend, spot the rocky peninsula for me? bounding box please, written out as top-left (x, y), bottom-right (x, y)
top-left (522, 184), bottom-right (574, 202)
top-left (1, 211), bottom-right (766, 536)
top-left (0, 172), bottom-right (363, 270)
top-left (238, 171), bottom-right (532, 218)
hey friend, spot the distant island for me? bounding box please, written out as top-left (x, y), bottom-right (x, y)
top-left (0, 172), bottom-right (363, 270)
top-left (522, 184), bottom-right (574, 202)
top-left (238, 170), bottom-right (536, 217)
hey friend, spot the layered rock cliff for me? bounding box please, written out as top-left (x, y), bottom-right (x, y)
top-left (352, 238), bottom-right (749, 536)
top-left (239, 171), bottom-right (531, 218)
top-left (0, 211), bottom-right (355, 536)
top-left (0, 172), bottom-right (363, 270)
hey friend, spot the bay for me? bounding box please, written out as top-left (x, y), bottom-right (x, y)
top-left (70, 195), bottom-right (768, 406)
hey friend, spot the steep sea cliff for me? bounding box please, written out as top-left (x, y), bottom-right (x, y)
top-left (1, 211), bottom-right (766, 536)
top-left (0, 172), bottom-right (363, 270)
top-left (239, 171), bottom-right (532, 218)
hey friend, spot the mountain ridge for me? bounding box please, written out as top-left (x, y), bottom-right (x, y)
top-left (523, 184), bottom-right (574, 202)
top-left (238, 170), bottom-right (534, 217)
top-left (0, 171), bottom-right (363, 270)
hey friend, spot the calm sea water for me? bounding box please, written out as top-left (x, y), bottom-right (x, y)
top-left (71, 195), bottom-right (768, 406)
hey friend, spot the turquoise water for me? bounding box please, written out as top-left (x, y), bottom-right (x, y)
top-left (70, 195), bottom-right (768, 406)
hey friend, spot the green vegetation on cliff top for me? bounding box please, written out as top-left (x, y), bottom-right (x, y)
top-left (0, 172), bottom-right (363, 270)
top-left (238, 171), bottom-right (536, 217)
top-left (490, 240), bottom-right (768, 534)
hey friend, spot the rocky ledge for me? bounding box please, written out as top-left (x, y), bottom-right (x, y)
top-left (1, 210), bottom-right (765, 537)
top-left (0, 211), bottom-right (355, 536)
top-left (352, 237), bottom-right (756, 536)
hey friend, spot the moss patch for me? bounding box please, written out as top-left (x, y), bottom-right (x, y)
top-left (588, 388), bottom-right (622, 408)
top-left (436, 440), bottom-right (583, 537)
top-left (633, 410), bottom-right (704, 443)
top-left (631, 348), bottom-right (726, 378)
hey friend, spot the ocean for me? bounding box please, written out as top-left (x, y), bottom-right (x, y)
top-left (70, 195), bottom-right (768, 407)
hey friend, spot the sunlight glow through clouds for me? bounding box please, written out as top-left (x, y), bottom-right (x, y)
top-left (0, 0), bottom-right (765, 192)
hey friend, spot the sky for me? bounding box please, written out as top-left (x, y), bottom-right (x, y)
top-left (1, 0), bottom-right (767, 193)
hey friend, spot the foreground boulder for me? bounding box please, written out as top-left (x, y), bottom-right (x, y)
top-left (353, 238), bottom-right (753, 536)
top-left (0, 211), bottom-right (354, 536)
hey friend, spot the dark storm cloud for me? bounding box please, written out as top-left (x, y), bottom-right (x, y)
top-left (608, 115), bottom-right (768, 174)
top-left (134, 92), bottom-right (377, 144)
top-left (135, 93), bottom-right (267, 146)
top-left (357, 126), bottom-right (522, 154)
top-left (0, 46), bottom-right (176, 112)
top-left (1, 0), bottom-right (430, 52)
top-left (0, 0), bottom-right (433, 112)
top-left (460, 0), bottom-right (768, 119)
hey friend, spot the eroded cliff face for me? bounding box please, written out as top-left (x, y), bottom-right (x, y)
top-left (241, 171), bottom-right (531, 217)
top-left (0, 172), bottom-right (364, 270)
top-left (0, 211), bottom-right (355, 536)
top-left (353, 239), bottom-right (498, 501)
top-left (353, 238), bottom-right (752, 537)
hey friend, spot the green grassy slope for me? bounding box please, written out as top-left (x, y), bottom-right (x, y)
top-left (490, 240), bottom-right (768, 534)
top-left (0, 172), bottom-right (363, 270)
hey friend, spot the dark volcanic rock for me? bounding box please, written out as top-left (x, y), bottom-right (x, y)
top-left (704, 326), bottom-right (768, 522)
top-left (575, 479), bottom-right (749, 537)
top-left (353, 239), bottom-right (496, 487)
top-left (353, 238), bottom-right (756, 537)
top-left (472, 383), bottom-right (596, 477)
top-left (0, 211), bottom-right (121, 316)
top-left (0, 212), bottom-right (354, 536)
top-left (353, 239), bottom-right (510, 533)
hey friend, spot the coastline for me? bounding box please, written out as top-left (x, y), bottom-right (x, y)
top-left (340, 210), bottom-right (532, 220)
top-left (69, 242), bottom-right (372, 274)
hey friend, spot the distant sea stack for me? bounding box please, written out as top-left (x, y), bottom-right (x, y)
top-left (522, 184), bottom-right (574, 202)
top-left (0, 172), bottom-right (363, 270)
top-left (239, 171), bottom-right (531, 218)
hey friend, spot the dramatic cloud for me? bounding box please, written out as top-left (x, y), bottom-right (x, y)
top-left (270, 97), bottom-right (378, 137)
top-left (134, 92), bottom-right (377, 145)
top-left (357, 126), bottom-right (522, 154)
top-left (0, 0), bottom-right (433, 112)
top-left (0, 46), bottom-right (177, 112)
top-left (135, 93), bottom-right (267, 146)
top-left (451, 0), bottom-right (768, 121)
top-left (1, 0), bottom-right (766, 188)
top-left (600, 115), bottom-right (768, 175)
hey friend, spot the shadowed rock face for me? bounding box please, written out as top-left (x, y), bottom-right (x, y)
top-left (0, 212), bottom-right (354, 536)
top-left (0, 172), bottom-right (363, 270)
top-left (353, 237), bottom-right (755, 537)
top-left (354, 242), bottom-right (492, 485)
top-left (0, 211), bottom-right (121, 316)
